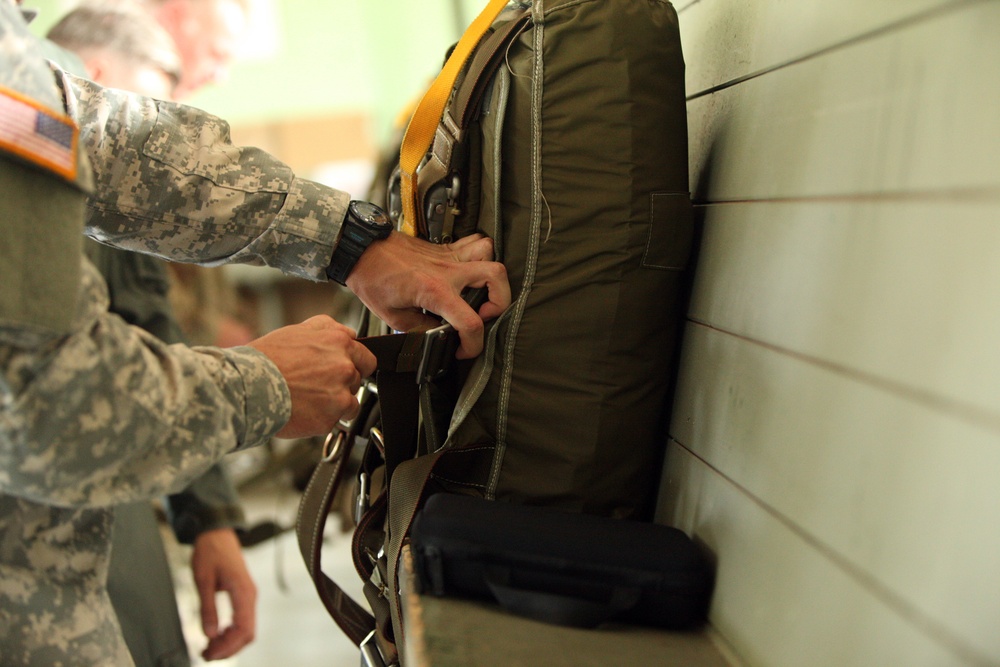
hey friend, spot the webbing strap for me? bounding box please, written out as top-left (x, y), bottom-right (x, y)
top-left (385, 451), bottom-right (446, 649)
top-left (295, 435), bottom-right (374, 644)
top-left (398, 0), bottom-right (511, 236)
top-left (295, 331), bottom-right (425, 647)
top-left (363, 331), bottom-right (426, 373)
top-left (452, 11), bottom-right (530, 129)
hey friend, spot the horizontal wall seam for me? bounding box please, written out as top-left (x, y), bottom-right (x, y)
top-left (685, 0), bottom-right (986, 101)
top-left (676, 0), bottom-right (702, 13)
top-left (668, 437), bottom-right (995, 666)
top-left (685, 318), bottom-right (1000, 436)
top-left (691, 186), bottom-right (1000, 208)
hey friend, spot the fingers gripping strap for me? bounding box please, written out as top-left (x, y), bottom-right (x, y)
top-left (398, 0), bottom-right (511, 236)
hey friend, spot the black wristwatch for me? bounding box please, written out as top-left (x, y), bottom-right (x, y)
top-left (326, 200), bottom-right (393, 285)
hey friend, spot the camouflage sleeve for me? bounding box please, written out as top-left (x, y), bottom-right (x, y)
top-left (0, 261), bottom-right (291, 509)
top-left (54, 68), bottom-right (350, 282)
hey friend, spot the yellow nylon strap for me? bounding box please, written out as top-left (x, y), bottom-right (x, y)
top-left (398, 0), bottom-right (511, 236)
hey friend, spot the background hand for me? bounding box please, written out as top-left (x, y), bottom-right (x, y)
top-left (191, 528), bottom-right (256, 661)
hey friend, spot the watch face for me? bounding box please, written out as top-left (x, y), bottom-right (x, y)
top-left (350, 200), bottom-right (390, 226)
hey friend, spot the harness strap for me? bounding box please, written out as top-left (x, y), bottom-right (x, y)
top-left (295, 331), bottom-right (424, 646)
top-left (452, 12), bottom-right (531, 129)
top-left (398, 0), bottom-right (511, 236)
top-left (295, 430), bottom-right (375, 644)
top-left (297, 2), bottom-right (524, 656)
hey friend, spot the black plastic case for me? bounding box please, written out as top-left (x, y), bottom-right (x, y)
top-left (410, 493), bottom-right (714, 629)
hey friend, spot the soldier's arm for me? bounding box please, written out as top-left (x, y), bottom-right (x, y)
top-left (0, 262), bottom-right (291, 509)
top-left (0, 7), bottom-right (377, 510)
top-left (57, 71), bottom-right (510, 357)
top-left (57, 69), bottom-right (348, 282)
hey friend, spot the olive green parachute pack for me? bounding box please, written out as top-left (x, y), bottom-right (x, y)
top-left (297, 0), bottom-right (693, 663)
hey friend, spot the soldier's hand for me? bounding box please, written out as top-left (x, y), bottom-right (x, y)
top-left (191, 529), bottom-right (256, 661)
top-left (347, 233), bottom-right (510, 359)
top-left (247, 315), bottom-right (376, 438)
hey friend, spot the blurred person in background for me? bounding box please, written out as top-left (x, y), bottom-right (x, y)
top-left (47, 6), bottom-right (257, 664)
top-left (142, 0), bottom-right (348, 501)
top-left (141, 0), bottom-right (248, 99)
top-left (138, 0), bottom-right (260, 352)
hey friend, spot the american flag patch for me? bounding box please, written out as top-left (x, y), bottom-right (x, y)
top-left (0, 85), bottom-right (78, 182)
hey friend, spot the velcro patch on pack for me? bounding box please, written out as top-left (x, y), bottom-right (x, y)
top-left (0, 84), bottom-right (78, 183)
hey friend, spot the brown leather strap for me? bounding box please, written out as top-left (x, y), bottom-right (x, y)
top-left (295, 445), bottom-right (375, 644)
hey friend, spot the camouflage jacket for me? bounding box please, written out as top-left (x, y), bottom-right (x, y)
top-left (0, 4), bottom-right (350, 664)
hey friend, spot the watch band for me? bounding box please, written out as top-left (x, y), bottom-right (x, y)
top-left (326, 201), bottom-right (392, 285)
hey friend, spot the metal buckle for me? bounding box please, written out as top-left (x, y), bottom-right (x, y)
top-left (338, 384), bottom-right (375, 433)
top-left (441, 173), bottom-right (461, 243)
top-left (417, 322), bottom-right (457, 384)
top-left (359, 629), bottom-right (388, 667)
top-left (321, 430), bottom-right (346, 463)
top-left (369, 426), bottom-right (386, 458)
top-left (322, 382), bottom-right (378, 464)
top-left (370, 551), bottom-right (385, 591)
top-left (354, 472), bottom-right (370, 525)
top-left (415, 286), bottom-right (490, 384)
top-left (424, 173), bottom-right (462, 244)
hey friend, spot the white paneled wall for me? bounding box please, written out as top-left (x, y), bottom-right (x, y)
top-left (655, 1), bottom-right (1000, 665)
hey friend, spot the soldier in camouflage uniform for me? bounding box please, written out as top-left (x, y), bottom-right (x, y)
top-left (0, 1), bottom-right (509, 664)
top-left (46, 7), bottom-right (257, 665)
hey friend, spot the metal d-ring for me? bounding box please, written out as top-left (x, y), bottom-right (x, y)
top-left (369, 427), bottom-right (386, 459)
top-left (322, 430), bottom-right (346, 463)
